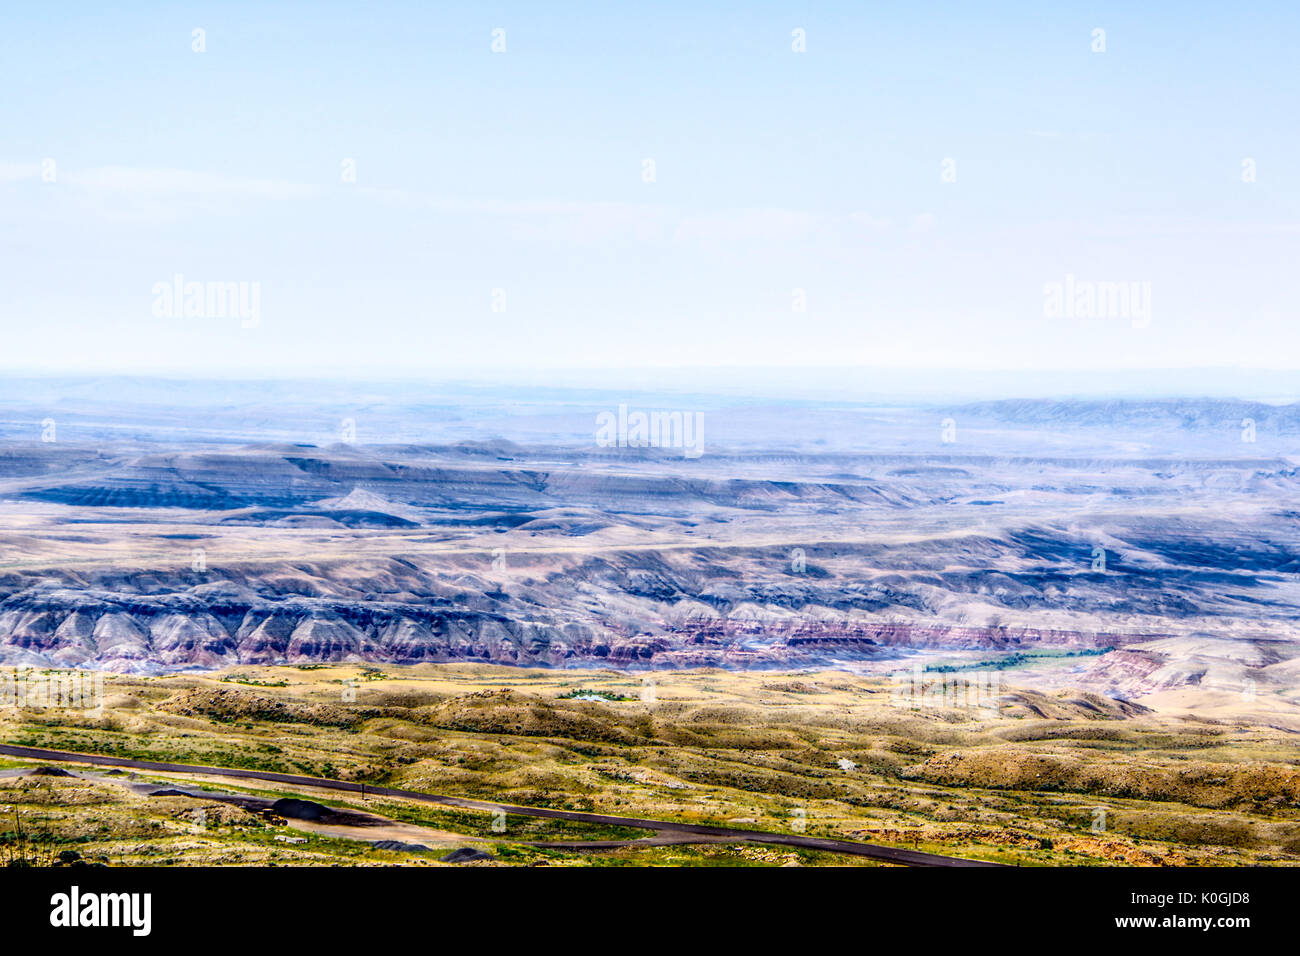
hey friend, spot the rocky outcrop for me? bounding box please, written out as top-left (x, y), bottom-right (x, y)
top-left (0, 570), bottom-right (1132, 674)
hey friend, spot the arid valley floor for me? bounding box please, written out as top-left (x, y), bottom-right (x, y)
top-left (0, 383), bottom-right (1297, 865)
top-left (4, 662), bottom-right (1300, 867)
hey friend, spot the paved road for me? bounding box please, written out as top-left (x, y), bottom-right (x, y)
top-left (0, 742), bottom-right (1002, 867)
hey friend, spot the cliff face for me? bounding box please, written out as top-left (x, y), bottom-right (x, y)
top-left (0, 536), bottom-right (1148, 672)
top-left (0, 565), bottom-right (1136, 674)
top-left (0, 427), bottom-right (1295, 690)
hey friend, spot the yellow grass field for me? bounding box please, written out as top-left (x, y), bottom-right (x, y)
top-left (3, 662), bottom-right (1299, 866)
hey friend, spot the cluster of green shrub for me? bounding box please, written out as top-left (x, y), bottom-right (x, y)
top-left (556, 689), bottom-right (634, 702)
top-left (928, 647), bottom-right (1114, 673)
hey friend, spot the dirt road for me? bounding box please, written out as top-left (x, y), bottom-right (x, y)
top-left (0, 742), bottom-right (1002, 867)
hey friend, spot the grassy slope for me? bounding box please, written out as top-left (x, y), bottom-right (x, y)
top-left (2, 663), bottom-right (1298, 866)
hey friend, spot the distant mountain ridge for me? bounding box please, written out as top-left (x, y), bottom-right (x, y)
top-left (953, 398), bottom-right (1300, 432)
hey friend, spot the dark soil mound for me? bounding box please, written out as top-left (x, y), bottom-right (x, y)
top-left (439, 847), bottom-right (495, 864)
top-left (373, 840), bottom-right (432, 853)
top-left (270, 798), bottom-right (375, 826)
top-left (270, 798), bottom-right (331, 820)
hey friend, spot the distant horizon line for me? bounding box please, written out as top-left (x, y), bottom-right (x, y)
top-left (0, 365), bottom-right (1297, 405)
top-left (1, 363), bottom-right (1297, 378)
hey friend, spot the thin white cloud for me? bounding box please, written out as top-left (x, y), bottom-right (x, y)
top-left (0, 163), bottom-right (40, 183)
top-left (356, 186), bottom-right (671, 240)
top-left (358, 185), bottom-right (905, 244)
top-left (65, 166), bottom-right (320, 201)
top-left (0, 161), bottom-right (927, 241)
top-left (0, 162), bottom-right (321, 223)
top-left (909, 212), bottom-right (937, 233)
top-left (356, 187), bottom-right (642, 217)
top-left (673, 208), bottom-right (819, 242)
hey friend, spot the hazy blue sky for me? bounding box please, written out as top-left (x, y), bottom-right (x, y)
top-left (1, 1), bottom-right (1296, 380)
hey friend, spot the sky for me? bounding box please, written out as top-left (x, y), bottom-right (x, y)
top-left (0, 1), bottom-right (1297, 384)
